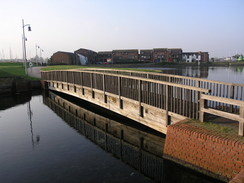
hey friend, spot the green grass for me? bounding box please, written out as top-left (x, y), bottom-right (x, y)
top-left (41, 65), bottom-right (161, 73)
top-left (0, 62), bottom-right (39, 80)
top-left (184, 119), bottom-right (235, 134)
top-left (41, 65), bottom-right (89, 71)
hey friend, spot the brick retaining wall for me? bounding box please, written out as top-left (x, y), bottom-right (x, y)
top-left (163, 120), bottom-right (244, 182)
top-left (230, 168), bottom-right (244, 183)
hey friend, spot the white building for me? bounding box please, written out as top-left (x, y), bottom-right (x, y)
top-left (182, 52), bottom-right (201, 62)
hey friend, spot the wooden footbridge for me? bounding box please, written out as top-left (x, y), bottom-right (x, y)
top-left (41, 69), bottom-right (244, 136)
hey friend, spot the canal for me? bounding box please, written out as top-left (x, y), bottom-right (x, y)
top-left (140, 65), bottom-right (244, 85)
top-left (2, 65), bottom-right (243, 183)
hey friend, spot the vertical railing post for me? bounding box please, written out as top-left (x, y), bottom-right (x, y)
top-left (118, 76), bottom-right (122, 108)
top-left (90, 73), bottom-right (93, 89)
top-left (165, 84), bottom-right (170, 126)
top-left (138, 79), bottom-right (143, 117)
top-left (103, 74), bottom-right (106, 103)
top-left (81, 71), bottom-right (85, 95)
top-left (239, 105), bottom-right (244, 136)
top-left (72, 71), bottom-right (75, 84)
top-left (196, 81), bottom-right (201, 119)
top-left (230, 85), bottom-right (234, 112)
top-left (199, 92), bottom-right (207, 122)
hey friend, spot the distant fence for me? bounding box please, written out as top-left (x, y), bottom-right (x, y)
top-left (41, 69), bottom-right (244, 136)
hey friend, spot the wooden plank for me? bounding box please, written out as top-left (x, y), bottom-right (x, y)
top-left (201, 108), bottom-right (242, 121)
top-left (201, 94), bottom-right (244, 106)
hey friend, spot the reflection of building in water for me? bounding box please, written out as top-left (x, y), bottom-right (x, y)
top-left (161, 67), bottom-right (209, 78)
top-left (182, 66), bottom-right (209, 78)
top-left (43, 91), bottom-right (165, 182)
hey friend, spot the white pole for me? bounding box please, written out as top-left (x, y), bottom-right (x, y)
top-left (22, 19), bottom-right (28, 75)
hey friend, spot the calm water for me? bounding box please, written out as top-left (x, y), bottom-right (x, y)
top-left (0, 91), bottom-right (223, 183)
top-left (1, 66), bottom-right (238, 183)
top-left (140, 65), bottom-right (244, 84)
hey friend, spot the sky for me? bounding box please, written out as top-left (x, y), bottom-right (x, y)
top-left (0, 0), bottom-right (243, 60)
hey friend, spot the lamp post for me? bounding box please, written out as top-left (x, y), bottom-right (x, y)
top-left (39, 47), bottom-right (44, 65)
top-left (35, 44), bottom-right (39, 65)
top-left (22, 19), bottom-right (31, 75)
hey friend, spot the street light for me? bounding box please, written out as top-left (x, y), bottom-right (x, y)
top-left (36, 44), bottom-right (39, 65)
top-left (22, 19), bottom-right (31, 75)
top-left (40, 48), bottom-right (44, 65)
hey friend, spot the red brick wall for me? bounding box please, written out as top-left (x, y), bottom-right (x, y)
top-left (51, 52), bottom-right (71, 64)
top-left (164, 121), bottom-right (244, 181)
top-left (230, 168), bottom-right (244, 183)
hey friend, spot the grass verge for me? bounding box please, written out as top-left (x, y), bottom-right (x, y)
top-left (41, 65), bottom-right (161, 72)
top-left (0, 62), bottom-right (39, 80)
top-left (183, 119), bottom-right (244, 141)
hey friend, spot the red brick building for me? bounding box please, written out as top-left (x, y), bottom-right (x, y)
top-left (153, 48), bottom-right (182, 62)
top-left (50, 51), bottom-right (76, 65)
top-left (140, 49), bottom-right (153, 62)
top-left (168, 48), bottom-right (182, 62)
top-left (153, 48), bottom-right (168, 62)
top-left (97, 51), bottom-right (112, 63)
top-left (112, 49), bottom-right (139, 63)
top-left (199, 52), bottom-right (209, 62)
top-left (50, 47), bottom-right (208, 65)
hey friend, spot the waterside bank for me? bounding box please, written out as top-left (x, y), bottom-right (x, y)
top-left (0, 77), bottom-right (42, 94)
top-left (163, 119), bottom-right (244, 182)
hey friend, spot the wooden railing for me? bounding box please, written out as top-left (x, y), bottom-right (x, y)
top-left (86, 68), bottom-right (244, 114)
top-left (200, 94), bottom-right (244, 136)
top-left (41, 69), bottom-right (244, 136)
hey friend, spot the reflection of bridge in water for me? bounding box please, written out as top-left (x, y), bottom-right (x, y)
top-left (44, 91), bottom-right (165, 182)
top-left (43, 91), bottom-right (223, 182)
top-left (41, 69), bottom-right (244, 136)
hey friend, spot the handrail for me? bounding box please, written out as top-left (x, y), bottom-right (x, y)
top-left (72, 68), bottom-right (244, 87)
top-left (41, 70), bottom-right (210, 93)
top-left (200, 94), bottom-right (244, 136)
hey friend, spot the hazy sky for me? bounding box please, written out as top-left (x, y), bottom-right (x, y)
top-left (1, 0), bottom-right (243, 59)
